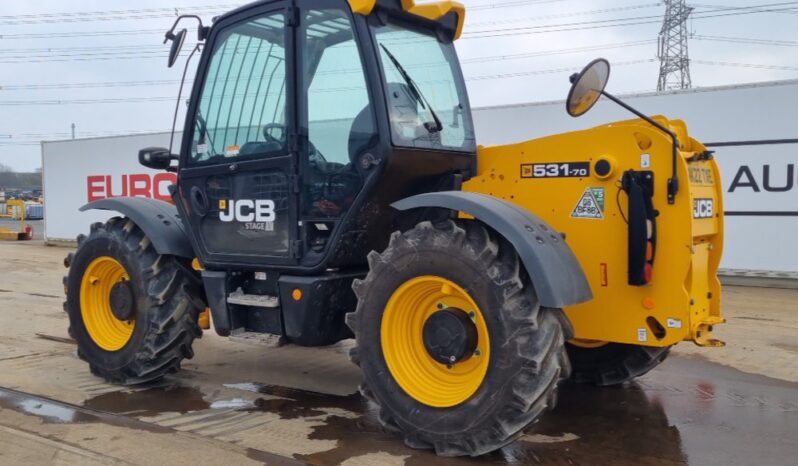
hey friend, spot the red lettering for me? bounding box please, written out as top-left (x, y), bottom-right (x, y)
top-left (87, 175), bottom-right (105, 202)
top-left (128, 174), bottom-right (152, 198)
top-left (105, 174), bottom-right (129, 198)
top-left (87, 173), bottom-right (177, 202)
top-left (153, 173), bottom-right (177, 201)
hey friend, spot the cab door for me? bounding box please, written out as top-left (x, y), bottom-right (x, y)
top-left (178, 3), bottom-right (298, 267)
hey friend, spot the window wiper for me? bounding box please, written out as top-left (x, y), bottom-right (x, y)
top-left (379, 44), bottom-right (443, 134)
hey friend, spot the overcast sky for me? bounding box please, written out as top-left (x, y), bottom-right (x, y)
top-left (1, 0), bottom-right (795, 171)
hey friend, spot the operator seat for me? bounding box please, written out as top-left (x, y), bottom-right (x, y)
top-left (348, 105), bottom-right (377, 164)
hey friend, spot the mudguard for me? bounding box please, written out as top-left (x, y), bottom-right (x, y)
top-left (393, 191), bottom-right (592, 308)
top-left (80, 197), bottom-right (194, 258)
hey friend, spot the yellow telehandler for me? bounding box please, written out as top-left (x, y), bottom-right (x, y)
top-left (63, 0), bottom-right (724, 456)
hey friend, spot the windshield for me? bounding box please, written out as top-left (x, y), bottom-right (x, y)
top-left (373, 23), bottom-right (476, 153)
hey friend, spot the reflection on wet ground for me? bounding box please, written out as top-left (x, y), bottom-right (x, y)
top-left (3, 355), bottom-right (797, 466)
top-left (84, 385), bottom-right (210, 416)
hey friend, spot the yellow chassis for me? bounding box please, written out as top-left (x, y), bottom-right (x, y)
top-left (464, 117), bottom-right (724, 348)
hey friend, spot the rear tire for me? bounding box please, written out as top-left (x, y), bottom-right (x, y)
top-left (566, 342), bottom-right (670, 386)
top-left (346, 219), bottom-right (572, 456)
top-left (63, 217), bottom-right (204, 385)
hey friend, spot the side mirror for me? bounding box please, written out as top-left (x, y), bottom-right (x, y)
top-left (166, 28), bottom-right (187, 68)
top-left (566, 58), bottom-right (611, 117)
top-left (139, 147), bottom-right (177, 171)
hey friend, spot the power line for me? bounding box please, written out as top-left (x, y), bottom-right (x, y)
top-left (0, 79), bottom-right (186, 91)
top-left (693, 2), bottom-right (798, 14)
top-left (468, 3), bottom-right (662, 26)
top-left (0, 44), bottom-right (172, 54)
top-left (692, 60), bottom-right (798, 71)
top-left (470, 0), bottom-right (569, 11)
top-left (0, 4), bottom-right (233, 26)
top-left (0, 4), bottom-right (235, 19)
top-left (0, 28), bottom-right (164, 39)
top-left (464, 2), bottom-right (798, 38)
top-left (693, 34), bottom-right (798, 47)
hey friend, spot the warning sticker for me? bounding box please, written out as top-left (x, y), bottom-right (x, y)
top-left (571, 187), bottom-right (605, 219)
top-left (637, 328), bottom-right (648, 342)
top-left (224, 144), bottom-right (240, 157)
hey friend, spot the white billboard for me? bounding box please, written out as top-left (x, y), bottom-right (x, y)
top-left (42, 80), bottom-right (798, 273)
top-left (42, 132), bottom-right (180, 242)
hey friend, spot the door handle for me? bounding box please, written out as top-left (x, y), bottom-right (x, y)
top-left (190, 186), bottom-right (209, 216)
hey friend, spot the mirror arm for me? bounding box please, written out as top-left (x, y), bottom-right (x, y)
top-left (164, 14), bottom-right (207, 44)
top-left (601, 90), bottom-right (679, 204)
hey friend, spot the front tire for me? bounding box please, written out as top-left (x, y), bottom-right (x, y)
top-left (63, 217), bottom-right (204, 384)
top-left (346, 220), bottom-right (571, 456)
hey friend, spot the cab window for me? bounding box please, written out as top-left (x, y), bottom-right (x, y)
top-left (301, 7), bottom-right (376, 219)
top-left (373, 23), bottom-right (476, 153)
top-left (189, 13), bottom-right (287, 166)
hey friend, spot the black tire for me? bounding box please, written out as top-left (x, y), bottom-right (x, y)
top-left (63, 217), bottom-right (204, 385)
top-left (566, 342), bottom-right (671, 386)
top-left (346, 219), bottom-right (572, 457)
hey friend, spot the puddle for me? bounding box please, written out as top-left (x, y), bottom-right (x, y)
top-left (0, 387), bottom-right (169, 433)
top-left (224, 355), bottom-right (798, 466)
top-left (210, 397), bottom-right (257, 409)
top-left (83, 385), bottom-right (210, 417)
top-left (0, 390), bottom-right (94, 424)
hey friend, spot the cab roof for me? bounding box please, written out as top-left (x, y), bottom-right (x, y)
top-left (213, 0), bottom-right (466, 40)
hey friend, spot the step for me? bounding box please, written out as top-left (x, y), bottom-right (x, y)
top-left (227, 288), bottom-right (279, 308)
top-left (228, 329), bottom-right (286, 348)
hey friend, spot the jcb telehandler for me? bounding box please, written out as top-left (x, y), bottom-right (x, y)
top-left (63, 0), bottom-right (725, 456)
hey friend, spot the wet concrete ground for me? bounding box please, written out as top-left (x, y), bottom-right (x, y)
top-left (1, 353), bottom-right (796, 466)
top-left (1, 241), bottom-right (797, 465)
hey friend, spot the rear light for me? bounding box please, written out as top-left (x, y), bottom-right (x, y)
top-left (622, 170), bottom-right (657, 286)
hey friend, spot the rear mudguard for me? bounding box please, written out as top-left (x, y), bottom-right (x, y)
top-left (392, 191), bottom-right (592, 308)
top-left (80, 197), bottom-right (194, 258)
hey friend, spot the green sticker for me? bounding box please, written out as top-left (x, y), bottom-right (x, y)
top-left (590, 187), bottom-right (605, 212)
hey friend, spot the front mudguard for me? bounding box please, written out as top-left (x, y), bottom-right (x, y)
top-left (393, 191), bottom-right (592, 308)
top-left (80, 197), bottom-right (194, 258)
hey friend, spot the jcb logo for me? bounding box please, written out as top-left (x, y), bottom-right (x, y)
top-left (219, 199), bottom-right (276, 222)
top-left (693, 198), bottom-right (714, 219)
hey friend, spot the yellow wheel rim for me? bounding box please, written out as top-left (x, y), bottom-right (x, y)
top-left (569, 338), bottom-right (609, 349)
top-left (79, 256), bottom-right (135, 351)
top-left (381, 275), bottom-right (490, 408)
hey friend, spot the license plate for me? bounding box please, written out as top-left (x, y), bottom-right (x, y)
top-left (688, 166), bottom-right (714, 185)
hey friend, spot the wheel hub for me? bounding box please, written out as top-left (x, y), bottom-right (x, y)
top-left (109, 281), bottom-right (135, 321)
top-left (422, 308), bottom-right (478, 365)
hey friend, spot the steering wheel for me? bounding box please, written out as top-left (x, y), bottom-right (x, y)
top-left (262, 123), bottom-right (286, 144)
top-left (261, 122), bottom-right (329, 165)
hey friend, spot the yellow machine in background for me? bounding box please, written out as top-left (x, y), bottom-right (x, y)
top-left (0, 200), bottom-right (33, 241)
